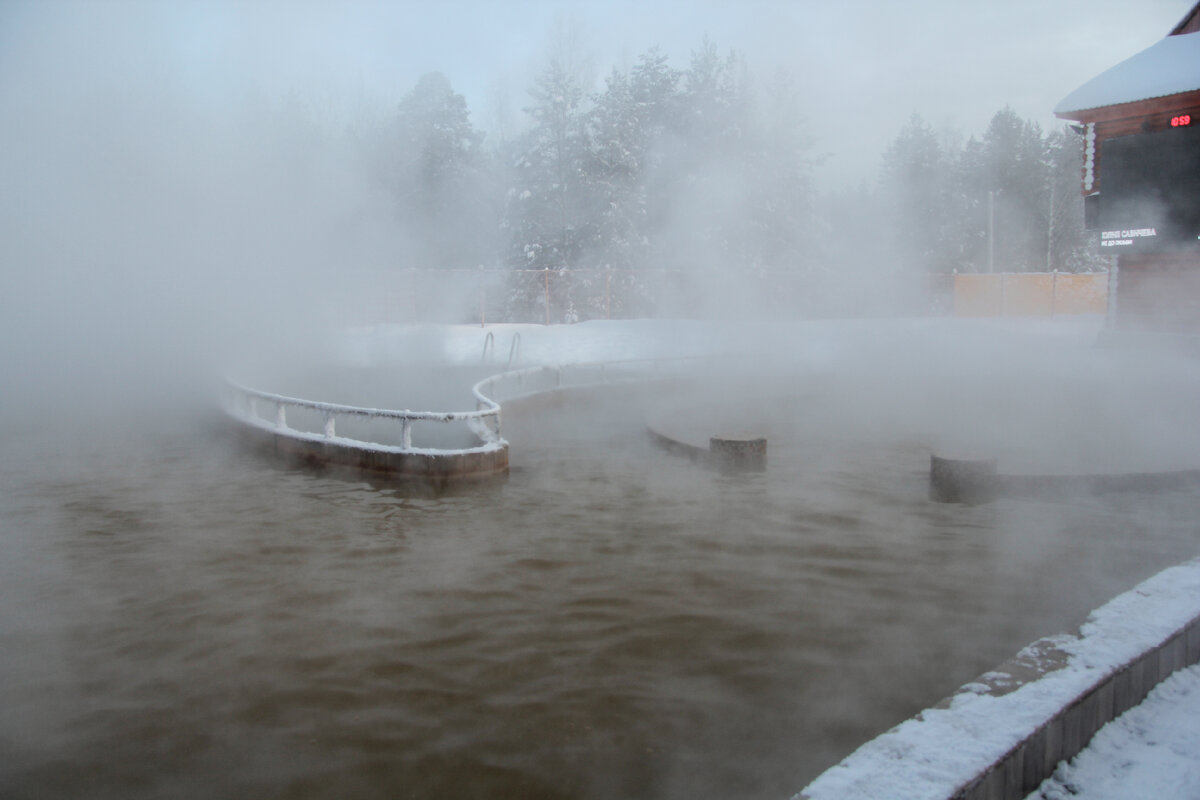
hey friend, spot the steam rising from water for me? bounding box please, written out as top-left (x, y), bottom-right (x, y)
top-left (3, 6), bottom-right (1200, 800)
top-left (0, 4), bottom-right (396, 419)
top-left (3, 351), bottom-right (1200, 800)
top-left (1, 1), bottom-right (1188, 423)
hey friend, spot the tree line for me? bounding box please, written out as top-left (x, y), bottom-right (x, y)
top-left (346, 39), bottom-right (1103, 318)
top-left (868, 109), bottom-right (1102, 276)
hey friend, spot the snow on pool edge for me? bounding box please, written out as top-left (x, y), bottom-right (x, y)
top-left (795, 557), bottom-right (1200, 800)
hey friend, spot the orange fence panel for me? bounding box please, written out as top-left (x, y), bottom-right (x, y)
top-left (1052, 273), bottom-right (1108, 315)
top-left (954, 275), bottom-right (1004, 317)
top-left (1004, 273), bottom-right (1055, 316)
top-left (953, 272), bottom-right (1107, 317)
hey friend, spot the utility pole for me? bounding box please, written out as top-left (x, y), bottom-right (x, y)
top-left (987, 190), bottom-right (995, 273)
top-left (1046, 180), bottom-right (1055, 272)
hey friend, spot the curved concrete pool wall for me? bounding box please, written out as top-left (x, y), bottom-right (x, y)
top-left (222, 377), bottom-right (509, 487)
top-left (234, 421), bottom-right (509, 487)
top-left (645, 420), bottom-right (710, 463)
top-left (645, 422), bottom-right (769, 472)
top-left (224, 359), bottom-right (688, 488)
top-left (794, 557), bottom-right (1200, 800)
top-left (931, 455), bottom-right (1200, 504)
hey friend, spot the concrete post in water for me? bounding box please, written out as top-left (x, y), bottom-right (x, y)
top-left (710, 436), bottom-right (767, 472)
top-left (930, 454), bottom-right (998, 503)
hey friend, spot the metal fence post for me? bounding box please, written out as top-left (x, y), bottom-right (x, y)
top-left (606, 270), bottom-right (612, 319)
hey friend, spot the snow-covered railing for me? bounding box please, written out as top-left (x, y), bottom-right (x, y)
top-left (222, 380), bottom-right (503, 454)
top-left (224, 354), bottom-right (723, 469)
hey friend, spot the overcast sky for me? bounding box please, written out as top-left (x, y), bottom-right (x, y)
top-left (1, 0), bottom-right (1191, 189)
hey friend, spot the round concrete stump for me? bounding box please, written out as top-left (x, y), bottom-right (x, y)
top-left (930, 454), bottom-right (998, 504)
top-left (710, 435), bottom-right (767, 472)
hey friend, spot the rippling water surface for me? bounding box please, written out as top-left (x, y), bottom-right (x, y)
top-left (2, 384), bottom-right (1198, 800)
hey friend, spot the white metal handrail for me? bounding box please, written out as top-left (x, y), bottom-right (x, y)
top-left (224, 354), bottom-right (734, 457)
top-left (223, 380), bottom-right (502, 453)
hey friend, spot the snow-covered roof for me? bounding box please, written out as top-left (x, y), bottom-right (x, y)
top-left (1055, 30), bottom-right (1200, 116)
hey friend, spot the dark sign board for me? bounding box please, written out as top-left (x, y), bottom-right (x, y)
top-left (1097, 123), bottom-right (1200, 253)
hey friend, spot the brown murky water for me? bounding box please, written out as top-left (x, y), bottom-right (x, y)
top-left (1, 388), bottom-right (1197, 800)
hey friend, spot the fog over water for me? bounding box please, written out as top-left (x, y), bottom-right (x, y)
top-left (0, 0), bottom-right (1189, 410)
top-left (2, 3), bottom-right (1200, 800)
top-left (6, 315), bottom-right (1200, 799)
top-left (4, 343), bottom-right (1200, 799)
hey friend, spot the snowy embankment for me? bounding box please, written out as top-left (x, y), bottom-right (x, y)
top-left (338, 316), bottom-right (1107, 369)
top-left (795, 558), bottom-right (1200, 800)
top-left (1026, 662), bottom-right (1200, 800)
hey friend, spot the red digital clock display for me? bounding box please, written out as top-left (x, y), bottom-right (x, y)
top-left (1171, 114), bottom-right (1192, 127)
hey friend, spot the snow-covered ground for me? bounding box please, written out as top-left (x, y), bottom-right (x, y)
top-left (338, 315), bottom-right (1109, 369)
top-left (1026, 663), bottom-right (1200, 800)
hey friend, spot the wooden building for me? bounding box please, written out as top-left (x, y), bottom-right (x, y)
top-left (1054, 3), bottom-right (1200, 331)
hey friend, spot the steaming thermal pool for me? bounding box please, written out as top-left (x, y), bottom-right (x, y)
top-left (3, 316), bottom-right (1199, 800)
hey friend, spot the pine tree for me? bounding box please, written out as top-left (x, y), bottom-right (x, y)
top-left (628, 47), bottom-right (682, 266)
top-left (665, 39), bottom-right (755, 273)
top-left (584, 67), bottom-right (643, 269)
top-left (879, 113), bottom-right (958, 273)
top-left (977, 107), bottom-right (1049, 272)
top-left (502, 56), bottom-right (594, 320)
top-left (507, 57), bottom-right (592, 270)
top-left (746, 68), bottom-right (815, 273)
top-left (1045, 126), bottom-right (1105, 272)
top-left (392, 72), bottom-right (491, 269)
top-left (681, 37), bottom-right (747, 154)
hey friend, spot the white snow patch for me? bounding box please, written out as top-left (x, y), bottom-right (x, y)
top-left (337, 316), bottom-right (1105, 371)
top-left (1026, 664), bottom-right (1200, 799)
